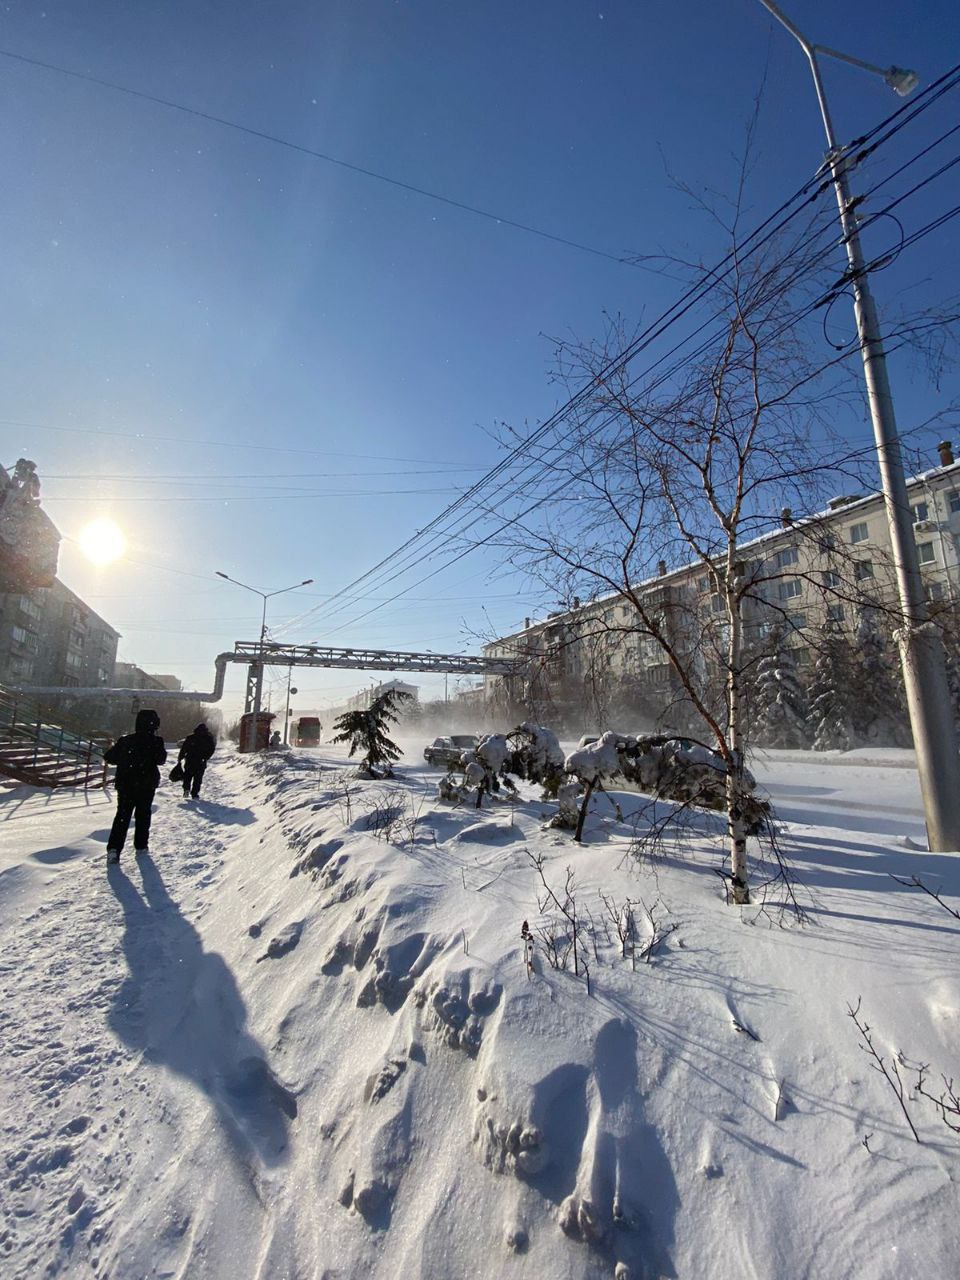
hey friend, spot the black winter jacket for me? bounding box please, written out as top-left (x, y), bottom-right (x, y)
top-left (179, 725), bottom-right (216, 764)
top-left (104, 709), bottom-right (167, 789)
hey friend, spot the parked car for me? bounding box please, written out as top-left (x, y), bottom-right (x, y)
top-left (423, 734), bottom-right (479, 767)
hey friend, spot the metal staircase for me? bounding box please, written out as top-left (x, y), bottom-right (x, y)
top-left (0, 688), bottom-right (111, 788)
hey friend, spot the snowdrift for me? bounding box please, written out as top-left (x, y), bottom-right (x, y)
top-left (3, 744), bottom-right (959, 1279)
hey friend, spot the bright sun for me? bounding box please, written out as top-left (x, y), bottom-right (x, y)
top-left (78, 518), bottom-right (126, 566)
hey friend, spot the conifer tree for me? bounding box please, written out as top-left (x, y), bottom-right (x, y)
top-left (850, 610), bottom-right (909, 746)
top-left (331, 687), bottom-right (412, 776)
top-left (808, 629), bottom-right (855, 751)
top-left (751, 634), bottom-right (809, 748)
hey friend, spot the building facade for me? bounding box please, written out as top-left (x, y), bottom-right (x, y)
top-left (114, 663), bottom-right (182, 693)
top-left (0, 579), bottom-right (120, 692)
top-left (483, 446), bottom-right (960, 721)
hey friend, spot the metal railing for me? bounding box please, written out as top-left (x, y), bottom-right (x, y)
top-left (0, 686), bottom-right (111, 787)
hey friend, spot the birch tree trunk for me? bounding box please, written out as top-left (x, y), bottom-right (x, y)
top-left (725, 574), bottom-right (750, 904)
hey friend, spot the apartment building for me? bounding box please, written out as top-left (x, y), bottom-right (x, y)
top-left (0, 579), bottom-right (120, 691)
top-left (114, 663), bottom-right (182, 693)
top-left (343, 678), bottom-right (420, 712)
top-left (483, 445), bottom-right (960, 711)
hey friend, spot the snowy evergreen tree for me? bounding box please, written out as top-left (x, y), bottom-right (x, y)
top-left (331, 688), bottom-right (412, 776)
top-left (808, 631), bottom-right (856, 751)
top-left (750, 636), bottom-right (809, 748)
top-left (850, 610), bottom-right (909, 746)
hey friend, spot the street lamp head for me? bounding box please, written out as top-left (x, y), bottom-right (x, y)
top-left (215, 571), bottom-right (229, 580)
top-left (884, 65), bottom-right (918, 96)
top-left (300, 579), bottom-right (314, 586)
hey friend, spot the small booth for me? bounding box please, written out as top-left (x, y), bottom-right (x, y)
top-left (239, 711), bottom-right (274, 753)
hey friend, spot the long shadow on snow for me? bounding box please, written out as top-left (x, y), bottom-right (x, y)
top-left (107, 855), bottom-right (295, 1170)
top-left (185, 799), bottom-right (256, 826)
top-left (593, 1019), bottom-right (679, 1277)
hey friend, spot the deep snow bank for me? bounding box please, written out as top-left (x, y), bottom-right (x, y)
top-left (3, 747), bottom-right (957, 1280)
top-left (214, 745), bottom-right (960, 1280)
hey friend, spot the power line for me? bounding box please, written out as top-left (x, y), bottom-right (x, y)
top-left (287, 134), bottom-right (960, 639)
top-left (43, 466), bottom-right (490, 479)
top-left (0, 418), bottom-right (479, 466)
top-left (276, 160), bottom-right (840, 637)
top-left (0, 46), bottom-right (645, 269)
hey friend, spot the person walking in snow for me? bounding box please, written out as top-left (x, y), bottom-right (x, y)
top-left (104, 708), bottom-right (167, 864)
top-left (178, 722), bottom-right (216, 799)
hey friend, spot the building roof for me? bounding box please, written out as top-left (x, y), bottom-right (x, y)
top-left (487, 456), bottom-right (960, 649)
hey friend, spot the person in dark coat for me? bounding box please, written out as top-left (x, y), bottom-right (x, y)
top-left (178, 722), bottom-right (215, 799)
top-left (104, 708), bottom-right (167, 864)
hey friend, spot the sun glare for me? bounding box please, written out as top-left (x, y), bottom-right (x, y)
top-left (78, 518), bottom-right (126, 566)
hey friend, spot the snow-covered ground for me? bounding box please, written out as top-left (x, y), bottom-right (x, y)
top-left (1, 741), bottom-right (958, 1279)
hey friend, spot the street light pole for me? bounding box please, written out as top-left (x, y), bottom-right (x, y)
top-left (215, 572), bottom-right (314, 746)
top-left (758, 1), bottom-right (960, 850)
top-left (283, 669), bottom-right (297, 746)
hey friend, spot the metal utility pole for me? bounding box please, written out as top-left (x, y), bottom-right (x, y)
top-left (215, 572), bottom-right (313, 744)
top-left (283, 670), bottom-right (297, 745)
top-left (758, 1), bottom-right (960, 849)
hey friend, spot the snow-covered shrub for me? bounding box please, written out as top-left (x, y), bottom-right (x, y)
top-left (437, 733), bottom-right (517, 808)
top-left (505, 722), bottom-right (565, 797)
top-left (561, 731), bottom-right (768, 840)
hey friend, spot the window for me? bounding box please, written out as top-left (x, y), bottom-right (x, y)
top-left (917, 541), bottom-right (936, 565)
top-left (710, 593), bottom-right (725, 614)
top-left (11, 625), bottom-right (28, 646)
top-left (854, 560), bottom-right (874, 581)
top-left (18, 596), bottom-right (42, 621)
top-left (911, 502), bottom-right (929, 524)
top-left (68, 630), bottom-right (85, 650)
top-left (821, 569), bottom-right (840, 589)
top-left (696, 574), bottom-right (710, 593)
top-left (10, 656), bottom-right (34, 678)
top-left (827, 603), bottom-right (845, 623)
top-left (926, 581), bottom-right (945, 602)
top-left (949, 491), bottom-right (960, 515)
top-left (65, 652), bottom-right (83, 671)
top-left (787, 611), bottom-right (807, 631)
top-left (818, 533), bottom-right (837, 553)
top-left (775, 546), bottom-right (799, 568)
top-left (778, 578), bottom-right (802, 601)
top-left (850, 522), bottom-right (869, 544)
top-left (793, 647), bottom-right (811, 668)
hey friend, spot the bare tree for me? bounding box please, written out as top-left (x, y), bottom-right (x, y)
top-left (490, 143), bottom-right (905, 903)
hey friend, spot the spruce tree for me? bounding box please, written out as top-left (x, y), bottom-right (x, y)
top-left (808, 630), bottom-right (855, 751)
top-left (851, 610), bottom-right (909, 746)
top-left (751, 633), bottom-right (809, 748)
top-left (331, 687), bottom-right (412, 776)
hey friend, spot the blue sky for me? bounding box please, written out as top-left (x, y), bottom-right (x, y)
top-left (2, 0), bottom-right (958, 718)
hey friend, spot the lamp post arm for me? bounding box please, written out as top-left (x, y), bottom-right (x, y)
top-left (814, 44), bottom-right (895, 81)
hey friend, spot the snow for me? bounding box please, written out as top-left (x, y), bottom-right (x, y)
top-left (565, 730), bottom-right (622, 783)
top-left (1, 743), bottom-right (958, 1278)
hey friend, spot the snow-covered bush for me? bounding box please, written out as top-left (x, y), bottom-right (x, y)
top-left (439, 725), bottom-right (565, 808)
top-left (437, 733), bottom-right (517, 808)
top-left (561, 731), bottom-right (768, 841)
top-left (504, 722), bottom-right (565, 797)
